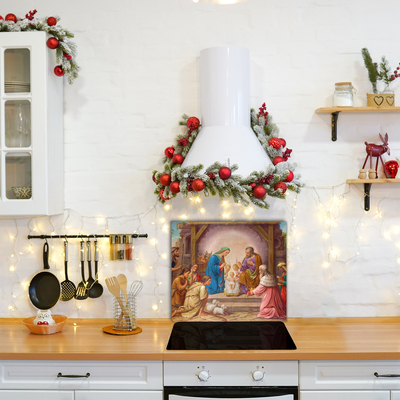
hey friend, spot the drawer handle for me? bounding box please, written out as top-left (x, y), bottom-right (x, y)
top-left (374, 372), bottom-right (400, 378)
top-left (57, 373), bottom-right (90, 379)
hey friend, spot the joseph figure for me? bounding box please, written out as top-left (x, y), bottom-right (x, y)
top-left (238, 246), bottom-right (262, 293)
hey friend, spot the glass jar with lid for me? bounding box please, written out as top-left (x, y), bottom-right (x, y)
top-left (333, 82), bottom-right (355, 107)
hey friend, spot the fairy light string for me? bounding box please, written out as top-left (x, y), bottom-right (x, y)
top-left (5, 181), bottom-right (400, 316)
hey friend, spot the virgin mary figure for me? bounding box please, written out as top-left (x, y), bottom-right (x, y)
top-left (205, 247), bottom-right (230, 295)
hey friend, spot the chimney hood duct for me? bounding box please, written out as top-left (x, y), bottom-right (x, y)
top-left (181, 46), bottom-right (272, 177)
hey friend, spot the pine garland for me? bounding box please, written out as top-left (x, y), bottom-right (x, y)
top-left (153, 103), bottom-right (304, 210)
top-left (0, 11), bottom-right (79, 84)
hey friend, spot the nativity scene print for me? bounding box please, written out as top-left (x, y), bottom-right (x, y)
top-left (171, 222), bottom-right (287, 322)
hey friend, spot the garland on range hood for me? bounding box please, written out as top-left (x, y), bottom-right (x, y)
top-left (152, 104), bottom-right (303, 209)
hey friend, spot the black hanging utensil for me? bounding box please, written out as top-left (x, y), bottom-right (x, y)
top-left (60, 240), bottom-right (76, 301)
top-left (28, 241), bottom-right (61, 310)
top-left (88, 239), bottom-right (103, 298)
top-left (75, 240), bottom-right (88, 300)
top-left (86, 239), bottom-right (95, 294)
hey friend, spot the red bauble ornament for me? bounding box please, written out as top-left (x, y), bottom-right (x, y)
top-left (164, 146), bottom-right (174, 158)
top-left (172, 154), bottom-right (184, 164)
top-left (47, 16), bottom-right (57, 26)
top-left (0, 16), bottom-right (4, 21)
top-left (187, 116), bottom-right (200, 131)
top-left (152, 174), bottom-right (158, 184)
top-left (285, 170), bottom-right (294, 182)
top-left (280, 138), bottom-right (286, 148)
top-left (54, 65), bottom-right (64, 77)
top-left (385, 160), bottom-right (399, 178)
top-left (273, 156), bottom-right (283, 165)
top-left (63, 52), bottom-right (72, 61)
top-left (268, 137), bottom-right (282, 150)
top-left (253, 186), bottom-right (267, 199)
top-left (5, 13), bottom-right (17, 23)
top-left (219, 167), bottom-right (232, 180)
top-left (159, 174), bottom-right (171, 186)
top-left (249, 182), bottom-right (256, 188)
top-left (46, 37), bottom-right (59, 49)
top-left (192, 179), bottom-right (205, 192)
top-left (159, 189), bottom-right (171, 201)
top-left (169, 181), bottom-right (181, 193)
top-left (274, 182), bottom-right (287, 194)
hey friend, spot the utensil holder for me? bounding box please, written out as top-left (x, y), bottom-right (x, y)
top-left (113, 293), bottom-right (136, 331)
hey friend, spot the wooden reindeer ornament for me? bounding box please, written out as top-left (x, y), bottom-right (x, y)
top-left (362, 133), bottom-right (390, 178)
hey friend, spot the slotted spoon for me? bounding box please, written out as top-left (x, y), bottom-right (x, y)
top-left (60, 241), bottom-right (76, 301)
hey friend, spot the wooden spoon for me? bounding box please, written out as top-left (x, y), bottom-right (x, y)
top-left (117, 274), bottom-right (128, 302)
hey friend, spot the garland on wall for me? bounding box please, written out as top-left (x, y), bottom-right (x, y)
top-left (152, 103), bottom-right (304, 209)
top-left (0, 10), bottom-right (79, 84)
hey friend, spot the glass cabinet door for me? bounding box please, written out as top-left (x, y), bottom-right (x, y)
top-left (1, 46), bottom-right (32, 202)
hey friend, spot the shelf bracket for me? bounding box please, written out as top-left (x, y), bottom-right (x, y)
top-left (364, 183), bottom-right (371, 211)
top-left (331, 111), bottom-right (341, 141)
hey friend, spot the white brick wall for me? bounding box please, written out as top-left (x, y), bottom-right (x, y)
top-left (1, 0), bottom-right (400, 319)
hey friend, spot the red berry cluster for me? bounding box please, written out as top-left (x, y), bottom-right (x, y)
top-left (207, 173), bottom-right (215, 180)
top-left (24, 9), bottom-right (37, 20)
top-left (187, 177), bottom-right (194, 192)
top-left (258, 102), bottom-right (269, 125)
top-left (178, 138), bottom-right (189, 146)
top-left (391, 64), bottom-right (400, 81)
top-left (256, 174), bottom-right (274, 185)
top-left (282, 148), bottom-right (292, 161)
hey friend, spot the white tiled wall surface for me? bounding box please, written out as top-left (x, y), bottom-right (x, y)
top-left (2, 0), bottom-right (400, 319)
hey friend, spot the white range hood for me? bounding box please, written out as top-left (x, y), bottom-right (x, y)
top-left (181, 46), bottom-right (272, 177)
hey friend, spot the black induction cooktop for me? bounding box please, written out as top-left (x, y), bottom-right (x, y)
top-left (166, 321), bottom-right (296, 351)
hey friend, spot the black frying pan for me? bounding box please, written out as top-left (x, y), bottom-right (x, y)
top-left (28, 242), bottom-right (61, 310)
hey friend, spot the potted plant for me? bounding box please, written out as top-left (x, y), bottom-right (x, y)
top-left (361, 48), bottom-right (398, 107)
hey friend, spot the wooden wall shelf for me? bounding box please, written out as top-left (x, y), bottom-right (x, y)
top-left (315, 107), bottom-right (400, 141)
top-left (346, 178), bottom-right (400, 211)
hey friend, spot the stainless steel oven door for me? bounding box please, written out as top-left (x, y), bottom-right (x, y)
top-left (164, 387), bottom-right (298, 400)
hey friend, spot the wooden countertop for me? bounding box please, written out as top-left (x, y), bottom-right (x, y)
top-left (2, 317), bottom-right (400, 361)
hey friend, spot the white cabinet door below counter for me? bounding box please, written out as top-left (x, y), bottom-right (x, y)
top-left (0, 391), bottom-right (74, 400)
top-left (300, 391), bottom-right (390, 400)
top-left (75, 391), bottom-right (163, 400)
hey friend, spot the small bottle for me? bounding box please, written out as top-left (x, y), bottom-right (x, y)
top-left (117, 234), bottom-right (125, 260)
top-left (125, 235), bottom-right (133, 260)
top-left (109, 235), bottom-right (117, 261)
top-left (333, 82), bottom-right (355, 107)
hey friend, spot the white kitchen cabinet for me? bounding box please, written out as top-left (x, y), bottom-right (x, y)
top-left (299, 360), bottom-right (400, 400)
top-left (0, 360), bottom-right (162, 399)
top-left (0, 391), bottom-right (73, 400)
top-left (75, 391), bottom-right (163, 400)
top-left (300, 391), bottom-right (389, 400)
top-left (0, 31), bottom-right (63, 216)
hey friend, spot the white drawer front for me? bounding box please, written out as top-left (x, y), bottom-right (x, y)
top-left (76, 390), bottom-right (163, 400)
top-left (0, 361), bottom-right (162, 390)
top-left (164, 360), bottom-right (298, 387)
top-left (300, 361), bottom-right (400, 390)
top-left (300, 391), bottom-right (390, 400)
top-left (0, 391), bottom-right (74, 400)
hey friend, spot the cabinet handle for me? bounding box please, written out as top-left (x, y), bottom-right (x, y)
top-left (374, 372), bottom-right (400, 378)
top-left (57, 372), bottom-right (90, 378)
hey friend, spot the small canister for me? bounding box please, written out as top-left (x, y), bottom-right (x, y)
top-left (125, 235), bottom-right (133, 261)
top-left (109, 234), bottom-right (117, 261)
top-left (117, 234), bottom-right (125, 260)
top-left (333, 82), bottom-right (355, 107)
